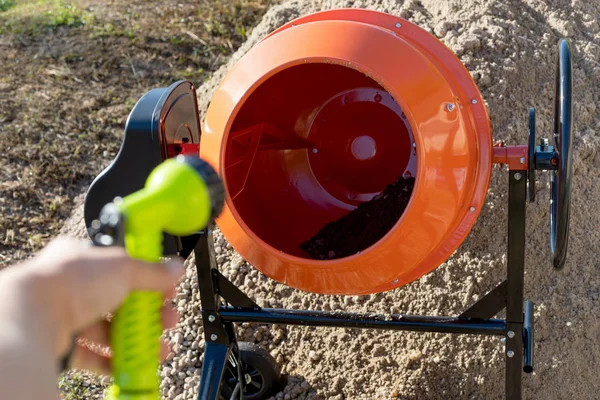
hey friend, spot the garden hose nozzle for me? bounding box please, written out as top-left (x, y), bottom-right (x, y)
top-left (92, 155), bottom-right (224, 400)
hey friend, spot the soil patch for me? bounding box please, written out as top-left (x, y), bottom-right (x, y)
top-left (301, 177), bottom-right (414, 260)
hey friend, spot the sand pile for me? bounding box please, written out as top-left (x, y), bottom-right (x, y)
top-left (63, 0), bottom-right (600, 399)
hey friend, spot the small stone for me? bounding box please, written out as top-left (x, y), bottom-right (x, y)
top-left (406, 350), bottom-right (423, 368)
top-left (408, 350), bottom-right (423, 362)
top-left (177, 371), bottom-right (186, 380)
top-left (173, 332), bottom-right (184, 345)
top-left (100, 376), bottom-right (112, 386)
top-left (308, 350), bottom-right (320, 362)
top-left (214, 246), bottom-right (222, 254)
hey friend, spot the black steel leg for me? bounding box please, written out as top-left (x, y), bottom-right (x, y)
top-left (505, 170), bottom-right (527, 400)
top-left (198, 342), bottom-right (233, 400)
top-left (523, 300), bottom-right (534, 373)
top-left (195, 227), bottom-right (246, 400)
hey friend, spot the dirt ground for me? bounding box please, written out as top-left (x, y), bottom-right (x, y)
top-left (0, 0), bottom-right (275, 267)
top-left (6, 0), bottom-right (600, 399)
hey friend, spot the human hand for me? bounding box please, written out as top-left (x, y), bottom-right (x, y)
top-left (0, 236), bottom-right (184, 376)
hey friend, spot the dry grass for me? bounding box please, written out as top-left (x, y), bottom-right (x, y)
top-left (0, 0), bottom-right (276, 267)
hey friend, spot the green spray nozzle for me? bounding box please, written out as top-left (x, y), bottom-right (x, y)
top-left (116, 155), bottom-right (225, 245)
top-left (101, 155), bottom-right (224, 400)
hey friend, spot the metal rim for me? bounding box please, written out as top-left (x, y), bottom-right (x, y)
top-left (221, 358), bottom-right (265, 399)
top-left (550, 39), bottom-right (573, 269)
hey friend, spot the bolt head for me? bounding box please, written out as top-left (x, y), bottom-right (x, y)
top-left (469, 206), bottom-right (476, 212)
top-left (208, 315), bottom-right (215, 322)
top-left (514, 172), bottom-right (522, 181)
top-left (507, 330), bottom-right (515, 338)
top-left (446, 103), bottom-right (455, 112)
top-left (471, 99), bottom-right (478, 104)
top-left (507, 350), bottom-right (515, 358)
top-left (395, 22), bottom-right (402, 28)
top-left (210, 334), bottom-right (218, 341)
top-left (541, 137), bottom-right (549, 146)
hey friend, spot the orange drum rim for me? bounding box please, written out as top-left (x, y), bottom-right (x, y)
top-left (201, 10), bottom-right (492, 294)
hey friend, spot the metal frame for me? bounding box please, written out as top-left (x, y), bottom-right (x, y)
top-left (194, 167), bottom-right (534, 400)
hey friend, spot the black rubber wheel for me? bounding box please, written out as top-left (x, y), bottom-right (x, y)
top-left (550, 38), bottom-right (574, 270)
top-left (219, 342), bottom-right (283, 400)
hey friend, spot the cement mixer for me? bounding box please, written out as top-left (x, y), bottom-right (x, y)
top-left (83, 9), bottom-right (574, 400)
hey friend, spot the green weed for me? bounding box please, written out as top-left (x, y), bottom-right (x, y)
top-left (0, 0), bottom-right (90, 35)
top-left (0, 0), bottom-right (15, 13)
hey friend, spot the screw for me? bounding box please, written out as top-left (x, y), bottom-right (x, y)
top-left (412, 142), bottom-right (416, 148)
top-left (520, 157), bottom-right (525, 164)
top-left (541, 138), bottom-right (549, 146)
top-left (446, 103), bottom-right (456, 112)
top-left (210, 334), bottom-right (218, 341)
top-left (507, 350), bottom-right (515, 358)
top-left (507, 331), bottom-right (515, 338)
top-left (471, 99), bottom-right (478, 104)
top-left (208, 315), bottom-right (215, 322)
top-left (312, 148), bottom-right (319, 154)
top-left (393, 279), bottom-right (399, 284)
top-left (514, 173), bottom-right (522, 181)
top-left (469, 206), bottom-right (476, 212)
top-left (395, 22), bottom-right (402, 28)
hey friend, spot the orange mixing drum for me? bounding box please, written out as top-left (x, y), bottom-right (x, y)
top-left (200, 9), bottom-right (493, 295)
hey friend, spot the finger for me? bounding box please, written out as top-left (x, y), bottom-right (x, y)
top-left (162, 302), bottom-right (180, 331)
top-left (160, 302), bottom-right (181, 361)
top-left (78, 320), bottom-right (110, 347)
top-left (60, 248), bottom-right (184, 332)
top-left (69, 340), bottom-right (112, 376)
top-left (127, 259), bottom-right (185, 294)
top-left (160, 339), bottom-right (172, 361)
